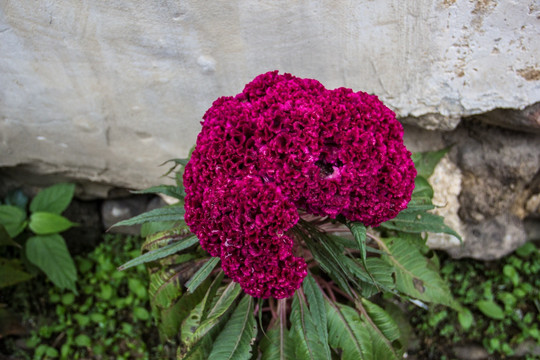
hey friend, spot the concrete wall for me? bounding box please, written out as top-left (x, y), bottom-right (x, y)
top-left (1, 0), bottom-right (538, 188)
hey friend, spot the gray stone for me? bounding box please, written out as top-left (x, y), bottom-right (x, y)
top-left (447, 214), bottom-right (527, 260)
top-left (452, 344), bottom-right (489, 360)
top-left (101, 195), bottom-right (153, 235)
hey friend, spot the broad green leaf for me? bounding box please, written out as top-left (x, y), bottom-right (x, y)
top-left (343, 257), bottom-right (395, 298)
top-left (0, 225), bottom-right (21, 248)
top-left (381, 238), bottom-right (458, 309)
top-left (302, 274), bottom-right (329, 352)
top-left (161, 157), bottom-right (190, 177)
top-left (0, 205), bottom-right (27, 238)
top-left (25, 234), bottom-right (77, 291)
top-left (360, 299), bottom-right (402, 359)
top-left (290, 291), bottom-right (330, 360)
top-left (411, 176), bottom-right (434, 199)
top-left (29, 183), bottom-right (75, 214)
top-left (476, 300), bottom-right (505, 320)
top-left (110, 206), bottom-right (185, 228)
top-left (186, 257), bottom-right (220, 294)
top-left (0, 258), bottom-right (33, 288)
top-left (260, 300), bottom-right (293, 360)
top-left (411, 148), bottom-right (448, 179)
top-left (208, 296), bottom-right (257, 360)
top-left (132, 185), bottom-right (185, 200)
top-left (119, 234), bottom-right (198, 270)
top-left (326, 300), bottom-right (372, 360)
top-left (458, 308), bottom-right (474, 330)
top-left (380, 211), bottom-right (461, 240)
top-left (29, 212), bottom-right (76, 235)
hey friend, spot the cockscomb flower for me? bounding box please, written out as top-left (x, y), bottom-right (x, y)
top-left (184, 71), bottom-right (416, 298)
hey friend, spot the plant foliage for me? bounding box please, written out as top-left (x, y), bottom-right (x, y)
top-left (117, 149), bottom-right (463, 359)
top-left (0, 184), bottom-right (78, 291)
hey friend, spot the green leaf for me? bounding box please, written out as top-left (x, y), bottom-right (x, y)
top-left (208, 296), bottom-right (257, 360)
top-left (458, 308), bottom-right (474, 330)
top-left (186, 257), bottom-right (220, 294)
top-left (118, 234), bottom-right (198, 270)
top-left (28, 212), bottom-right (76, 235)
top-left (25, 234), bottom-right (77, 291)
top-left (290, 291), bottom-right (331, 360)
top-left (142, 224), bottom-right (192, 252)
top-left (260, 300), bottom-right (293, 360)
top-left (347, 222), bottom-right (368, 269)
top-left (111, 206), bottom-right (185, 228)
top-left (360, 299), bottom-right (402, 359)
top-left (326, 300), bottom-right (372, 360)
top-left (74, 334), bottom-right (91, 347)
top-left (156, 278), bottom-right (210, 341)
top-left (0, 225), bottom-right (21, 248)
top-left (0, 258), bottom-right (33, 288)
top-left (476, 300), bottom-right (505, 320)
top-left (0, 205), bottom-right (27, 238)
top-left (302, 275), bottom-right (329, 352)
top-left (29, 183), bottom-right (75, 214)
top-left (140, 220), bottom-right (177, 237)
top-left (380, 211), bottom-right (461, 240)
top-left (181, 282), bottom-right (241, 355)
top-left (382, 237), bottom-right (458, 309)
top-left (411, 148), bottom-right (448, 179)
top-left (132, 185), bottom-right (185, 200)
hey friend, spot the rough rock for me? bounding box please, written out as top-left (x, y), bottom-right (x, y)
top-left (452, 344), bottom-right (489, 360)
top-left (443, 122), bottom-right (540, 259)
top-left (63, 199), bottom-right (103, 255)
top-left (1, 1), bottom-right (539, 189)
top-left (101, 194), bottom-right (167, 235)
top-left (471, 102), bottom-right (540, 134)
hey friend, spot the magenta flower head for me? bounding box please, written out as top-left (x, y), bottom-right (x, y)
top-left (184, 71), bottom-right (416, 299)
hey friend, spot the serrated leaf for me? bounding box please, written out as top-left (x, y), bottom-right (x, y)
top-left (184, 282), bottom-right (242, 349)
top-left (260, 300), bottom-right (293, 360)
top-left (29, 183), bottom-right (75, 214)
top-left (119, 234), bottom-right (198, 271)
top-left (347, 222), bottom-right (368, 268)
top-left (412, 176), bottom-right (434, 199)
top-left (142, 224), bottom-right (192, 252)
top-left (343, 257), bottom-right (395, 298)
top-left (296, 221), bottom-right (354, 295)
top-left (0, 205), bottom-right (27, 238)
top-left (140, 221), bottom-right (177, 237)
top-left (157, 280), bottom-right (210, 341)
top-left (476, 300), bottom-right (505, 320)
top-left (111, 206), bottom-right (185, 228)
top-left (208, 296), bottom-right (257, 360)
top-left (132, 185), bottom-right (185, 200)
top-left (302, 275), bottom-right (329, 353)
top-left (411, 148), bottom-right (448, 179)
top-left (0, 258), bottom-right (33, 288)
top-left (381, 237), bottom-right (458, 309)
top-left (360, 298), bottom-right (401, 344)
top-left (29, 212), bottom-right (76, 235)
top-left (290, 291), bottom-right (331, 360)
top-left (186, 257), bottom-right (220, 294)
top-left (25, 234), bottom-right (77, 291)
top-left (326, 300), bottom-right (372, 360)
top-left (380, 211), bottom-right (461, 240)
